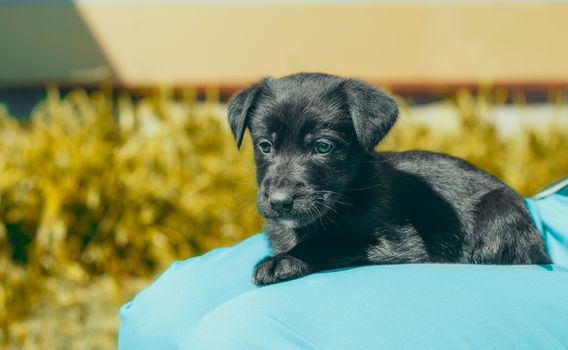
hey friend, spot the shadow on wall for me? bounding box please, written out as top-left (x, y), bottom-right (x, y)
top-left (0, 1), bottom-right (115, 116)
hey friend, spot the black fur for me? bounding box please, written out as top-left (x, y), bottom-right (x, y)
top-left (227, 72), bottom-right (551, 286)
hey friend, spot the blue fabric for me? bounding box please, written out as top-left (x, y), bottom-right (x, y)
top-left (119, 189), bottom-right (568, 350)
top-left (525, 184), bottom-right (568, 267)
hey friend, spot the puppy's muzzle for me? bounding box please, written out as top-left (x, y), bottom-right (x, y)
top-left (269, 190), bottom-right (294, 214)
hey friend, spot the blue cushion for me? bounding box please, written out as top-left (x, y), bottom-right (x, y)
top-left (119, 187), bottom-right (568, 349)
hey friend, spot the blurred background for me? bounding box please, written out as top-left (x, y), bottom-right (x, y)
top-left (1, 0), bottom-right (567, 348)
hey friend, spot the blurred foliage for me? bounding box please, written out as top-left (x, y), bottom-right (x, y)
top-left (0, 85), bottom-right (567, 347)
top-left (0, 87), bottom-right (262, 345)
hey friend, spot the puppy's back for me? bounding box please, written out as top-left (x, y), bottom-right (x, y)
top-left (376, 150), bottom-right (549, 264)
top-left (383, 150), bottom-right (504, 197)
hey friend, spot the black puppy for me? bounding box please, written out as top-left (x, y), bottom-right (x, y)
top-left (227, 72), bottom-right (551, 286)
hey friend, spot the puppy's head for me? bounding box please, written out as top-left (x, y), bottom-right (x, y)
top-left (228, 73), bottom-right (398, 228)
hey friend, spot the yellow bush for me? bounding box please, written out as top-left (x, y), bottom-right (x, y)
top-left (0, 87), bottom-right (263, 335)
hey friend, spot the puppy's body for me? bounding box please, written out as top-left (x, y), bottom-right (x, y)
top-left (227, 73), bottom-right (551, 285)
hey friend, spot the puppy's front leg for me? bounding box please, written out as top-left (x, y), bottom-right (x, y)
top-left (252, 253), bottom-right (311, 286)
top-left (252, 235), bottom-right (372, 286)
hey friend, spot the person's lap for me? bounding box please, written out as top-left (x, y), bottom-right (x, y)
top-left (119, 186), bottom-right (568, 349)
top-left (118, 234), bottom-right (268, 349)
top-left (182, 261), bottom-right (568, 349)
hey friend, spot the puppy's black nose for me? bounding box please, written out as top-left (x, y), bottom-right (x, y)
top-left (269, 191), bottom-right (293, 214)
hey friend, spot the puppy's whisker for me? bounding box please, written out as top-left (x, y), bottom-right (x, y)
top-left (316, 199), bottom-right (337, 212)
top-left (348, 183), bottom-right (382, 191)
top-left (312, 190), bottom-right (353, 207)
top-left (307, 205), bottom-right (324, 230)
top-left (312, 205), bottom-right (327, 231)
top-left (313, 198), bottom-right (343, 220)
top-left (329, 199), bottom-right (352, 207)
top-left (313, 190), bottom-right (341, 196)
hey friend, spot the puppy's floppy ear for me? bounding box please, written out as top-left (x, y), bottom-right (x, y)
top-left (227, 78), bottom-right (269, 149)
top-left (341, 79), bottom-right (399, 153)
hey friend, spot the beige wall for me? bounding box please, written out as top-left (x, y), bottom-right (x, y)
top-left (1, 3), bottom-right (568, 88)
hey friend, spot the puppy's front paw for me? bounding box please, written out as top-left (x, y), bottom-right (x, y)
top-left (252, 254), bottom-right (311, 286)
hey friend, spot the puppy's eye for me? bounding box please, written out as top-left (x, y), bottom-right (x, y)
top-left (314, 140), bottom-right (333, 154)
top-left (258, 140), bottom-right (272, 153)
